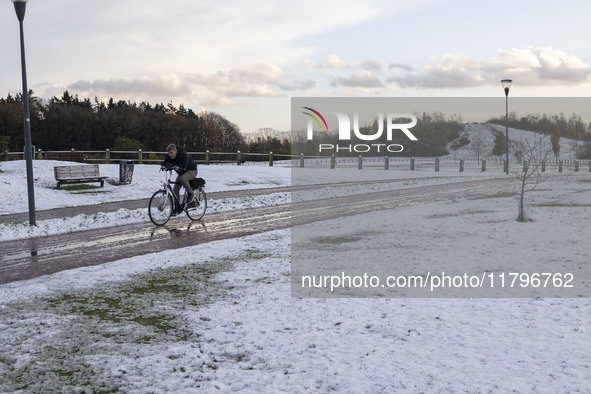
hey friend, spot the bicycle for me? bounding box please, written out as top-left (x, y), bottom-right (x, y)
top-left (148, 165), bottom-right (207, 226)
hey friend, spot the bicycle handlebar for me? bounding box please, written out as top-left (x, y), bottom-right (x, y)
top-left (160, 164), bottom-right (185, 172)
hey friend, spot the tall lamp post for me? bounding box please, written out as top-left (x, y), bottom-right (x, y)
top-left (501, 79), bottom-right (512, 175)
top-left (12, 0), bottom-right (36, 225)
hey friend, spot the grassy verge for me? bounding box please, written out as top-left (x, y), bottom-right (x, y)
top-left (0, 257), bottom-right (235, 392)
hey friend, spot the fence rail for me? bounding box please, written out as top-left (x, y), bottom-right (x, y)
top-left (4, 149), bottom-right (591, 173)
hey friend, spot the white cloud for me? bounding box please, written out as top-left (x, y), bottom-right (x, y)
top-left (389, 46), bottom-right (591, 89)
top-left (187, 63), bottom-right (315, 101)
top-left (57, 63), bottom-right (315, 108)
top-left (331, 72), bottom-right (384, 88)
top-left (68, 75), bottom-right (189, 97)
top-left (389, 62), bottom-right (415, 72)
top-left (306, 54), bottom-right (348, 70)
top-left (360, 60), bottom-right (383, 71)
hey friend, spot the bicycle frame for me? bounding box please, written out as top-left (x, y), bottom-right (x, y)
top-left (160, 169), bottom-right (187, 208)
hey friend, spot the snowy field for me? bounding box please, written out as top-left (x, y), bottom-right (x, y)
top-left (1, 157), bottom-right (590, 392)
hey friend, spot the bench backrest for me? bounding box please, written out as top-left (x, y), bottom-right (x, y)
top-left (44, 151), bottom-right (86, 162)
top-left (54, 164), bottom-right (101, 179)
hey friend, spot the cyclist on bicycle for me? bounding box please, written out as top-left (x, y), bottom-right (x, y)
top-left (162, 144), bottom-right (198, 213)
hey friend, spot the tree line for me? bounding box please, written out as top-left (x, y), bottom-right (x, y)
top-left (487, 112), bottom-right (591, 142)
top-left (0, 91), bottom-right (290, 157)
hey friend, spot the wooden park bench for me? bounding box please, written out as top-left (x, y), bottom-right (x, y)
top-left (54, 164), bottom-right (108, 189)
top-left (44, 151), bottom-right (87, 163)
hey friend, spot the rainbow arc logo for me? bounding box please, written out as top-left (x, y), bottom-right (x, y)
top-left (302, 107), bottom-right (328, 131)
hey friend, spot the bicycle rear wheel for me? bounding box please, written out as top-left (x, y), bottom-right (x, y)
top-left (149, 190), bottom-right (173, 225)
top-left (186, 188), bottom-right (207, 221)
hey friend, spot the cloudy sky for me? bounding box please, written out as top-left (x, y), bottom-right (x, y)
top-left (1, 0), bottom-right (591, 133)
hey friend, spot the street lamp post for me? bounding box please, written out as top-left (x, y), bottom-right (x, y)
top-left (12, 0), bottom-right (36, 225)
top-left (501, 79), bottom-right (512, 175)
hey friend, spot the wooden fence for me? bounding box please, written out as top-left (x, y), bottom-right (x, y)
top-left (4, 149), bottom-right (591, 173)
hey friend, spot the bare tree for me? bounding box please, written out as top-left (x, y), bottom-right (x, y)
top-left (470, 128), bottom-right (487, 161)
top-left (514, 135), bottom-right (552, 222)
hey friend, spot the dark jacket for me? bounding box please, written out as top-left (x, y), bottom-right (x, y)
top-left (163, 147), bottom-right (197, 175)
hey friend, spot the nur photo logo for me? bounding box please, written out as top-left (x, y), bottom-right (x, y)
top-left (301, 106), bottom-right (418, 153)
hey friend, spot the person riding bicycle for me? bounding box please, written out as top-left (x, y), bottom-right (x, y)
top-left (162, 144), bottom-right (198, 213)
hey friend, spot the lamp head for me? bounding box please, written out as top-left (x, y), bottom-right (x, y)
top-left (12, 0), bottom-right (28, 21)
top-left (501, 79), bottom-right (513, 96)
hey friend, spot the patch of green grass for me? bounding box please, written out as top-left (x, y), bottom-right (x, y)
top-left (0, 220), bottom-right (26, 226)
top-left (71, 190), bottom-right (111, 194)
top-left (426, 209), bottom-right (494, 219)
top-left (53, 184), bottom-right (101, 191)
top-left (0, 255), bottom-right (247, 391)
top-left (310, 231), bottom-right (380, 246)
top-left (107, 179), bottom-right (130, 186)
top-left (313, 235), bottom-right (363, 245)
top-left (470, 192), bottom-right (517, 200)
top-left (132, 315), bottom-right (177, 332)
top-left (227, 180), bottom-right (250, 186)
top-left (462, 209), bottom-right (494, 215)
top-left (242, 248), bottom-right (271, 260)
top-left (50, 369), bottom-right (76, 378)
top-left (427, 213), bottom-right (455, 219)
top-left (533, 203), bottom-right (591, 207)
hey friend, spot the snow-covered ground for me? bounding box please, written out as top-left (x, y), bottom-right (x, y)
top-left (0, 159), bottom-right (292, 215)
top-left (1, 158), bottom-right (590, 392)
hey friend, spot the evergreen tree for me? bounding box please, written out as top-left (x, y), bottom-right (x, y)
top-left (492, 131), bottom-right (506, 157)
top-left (551, 124), bottom-right (561, 160)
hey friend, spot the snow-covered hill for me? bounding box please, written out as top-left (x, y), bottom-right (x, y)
top-left (446, 123), bottom-right (585, 160)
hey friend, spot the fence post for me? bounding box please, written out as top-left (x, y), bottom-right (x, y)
top-left (481, 159), bottom-right (486, 172)
top-left (331, 154), bottom-right (336, 169)
top-left (575, 160), bottom-right (579, 172)
top-left (106, 149), bottom-right (110, 164)
top-left (269, 152), bottom-right (274, 167)
top-left (384, 156), bottom-right (389, 170)
top-left (559, 160), bottom-right (563, 173)
top-left (541, 160), bottom-right (545, 172)
top-left (138, 149), bottom-right (143, 164)
top-left (459, 159), bottom-right (464, 172)
top-left (503, 160), bottom-right (508, 174)
top-left (358, 155), bottom-right (363, 170)
top-left (435, 158), bottom-right (439, 172)
top-left (523, 160), bottom-right (528, 173)
top-left (589, 161), bottom-right (591, 172)
top-left (410, 157), bottom-right (415, 171)
top-left (206, 150), bottom-right (210, 165)
top-left (300, 153), bottom-right (305, 168)
top-left (237, 150), bottom-right (241, 165)
top-left (36, 149), bottom-right (43, 160)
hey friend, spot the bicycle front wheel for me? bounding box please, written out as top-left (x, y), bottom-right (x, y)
top-left (149, 190), bottom-right (173, 226)
top-left (186, 188), bottom-right (207, 221)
